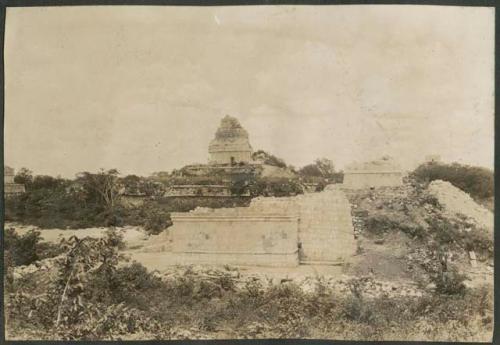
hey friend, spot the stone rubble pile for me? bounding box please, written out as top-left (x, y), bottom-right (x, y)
top-left (427, 180), bottom-right (493, 233)
top-left (158, 265), bottom-right (425, 298)
top-left (346, 185), bottom-right (430, 235)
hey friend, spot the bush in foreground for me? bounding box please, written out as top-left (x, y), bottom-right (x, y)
top-left (4, 228), bottom-right (42, 266)
top-left (5, 233), bottom-right (493, 341)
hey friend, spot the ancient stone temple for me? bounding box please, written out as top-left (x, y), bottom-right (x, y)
top-left (208, 116), bottom-right (253, 165)
top-left (343, 156), bottom-right (403, 189)
top-left (4, 166), bottom-right (26, 195)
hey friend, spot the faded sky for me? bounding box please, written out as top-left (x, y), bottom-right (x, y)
top-left (4, 5), bottom-right (494, 177)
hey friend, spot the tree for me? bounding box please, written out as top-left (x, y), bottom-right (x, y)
top-left (314, 158), bottom-right (335, 177)
top-left (14, 168), bottom-right (33, 189)
top-left (299, 158), bottom-right (335, 178)
top-left (120, 175), bottom-right (141, 194)
top-left (31, 175), bottom-right (66, 190)
top-left (76, 169), bottom-right (121, 211)
top-left (298, 164), bottom-right (323, 177)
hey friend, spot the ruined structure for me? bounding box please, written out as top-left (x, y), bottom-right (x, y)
top-left (146, 188), bottom-right (356, 267)
top-left (343, 157), bottom-right (403, 189)
top-left (208, 116), bottom-right (253, 165)
top-left (165, 184), bottom-right (249, 197)
top-left (4, 166), bottom-right (25, 195)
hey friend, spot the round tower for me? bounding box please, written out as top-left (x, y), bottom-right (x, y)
top-left (208, 115), bottom-right (253, 165)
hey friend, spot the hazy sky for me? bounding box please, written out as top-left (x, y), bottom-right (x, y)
top-left (5, 5), bottom-right (494, 177)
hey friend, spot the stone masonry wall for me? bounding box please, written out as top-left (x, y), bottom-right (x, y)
top-left (170, 211), bottom-right (299, 266)
top-left (150, 188), bottom-right (356, 267)
top-left (251, 187), bottom-right (356, 264)
top-left (343, 172), bottom-right (403, 189)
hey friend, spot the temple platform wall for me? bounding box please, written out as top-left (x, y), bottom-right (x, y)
top-left (250, 189), bottom-right (356, 264)
top-left (4, 183), bottom-right (26, 195)
top-left (154, 188), bottom-right (356, 267)
top-left (170, 213), bottom-right (299, 266)
top-left (208, 151), bottom-right (252, 165)
top-left (343, 172), bottom-right (403, 189)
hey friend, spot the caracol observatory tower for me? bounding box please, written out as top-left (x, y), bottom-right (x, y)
top-left (208, 116), bottom-right (253, 165)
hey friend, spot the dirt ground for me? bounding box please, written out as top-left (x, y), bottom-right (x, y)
top-left (346, 232), bottom-right (414, 280)
top-left (8, 222), bottom-right (148, 246)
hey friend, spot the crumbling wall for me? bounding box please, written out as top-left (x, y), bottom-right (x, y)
top-left (165, 185), bottom-right (237, 197)
top-left (149, 188), bottom-right (356, 267)
top-left (170, 210), bottom-right (299, 267)
top-left (251, 188), bottom-right (356, 264)
top-left (343, 172), bottom-right (403, 189)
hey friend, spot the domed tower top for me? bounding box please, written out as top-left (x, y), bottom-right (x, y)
top-left (208, 116), bottom-right (253, 165)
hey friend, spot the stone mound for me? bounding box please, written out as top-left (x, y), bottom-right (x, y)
top-left (427, 180), bottom-right (493, 233)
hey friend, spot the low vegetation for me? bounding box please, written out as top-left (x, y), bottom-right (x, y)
top-left (5, 232), bottom-right (493, 341)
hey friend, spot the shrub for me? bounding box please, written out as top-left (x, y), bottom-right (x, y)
top-left (4, 228), bottom-right (42, 266)
top-left (105, 228), bottom-right (126, 250)
top-left (426, 216), bottom-right (493, 258)
top-left (365, 213), bottom-right (425, 239)
top-left (411, 162), bottom-right (493, 200)
top-left (431, 266), bottom-right (468, 295)
top-left (428, 217), bottom-right (460, 246)
top-left (96, 208), bottom-right (125, 227)
top-left (419, 193), bottom-right (442, 209)
top-left (463, 228), bottom-right (493, 259)
top-left (248, 177), bottom-right (303, 197)
top-left (36, 241), bottom-right (66, 261)
top-left (140, 204), bottom-right (172, 235)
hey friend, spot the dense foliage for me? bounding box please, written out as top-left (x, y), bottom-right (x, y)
top-left (298, 158), bottom-right (344, 183)
top-left (411, 162), bottom-right (493, 200)
top-left (3, 227), bottom-right (69, 268)
top-left (4, 228), bottom-right (42, 266)
top-left (5, 231), bottom-right (163, 340)
top-left (6, 169), bottom-right (176, 232)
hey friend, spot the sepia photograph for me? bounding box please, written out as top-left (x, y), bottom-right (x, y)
top-left (2, 4), bottom-right (495, 341)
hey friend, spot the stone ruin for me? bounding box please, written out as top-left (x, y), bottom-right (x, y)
top-left (208, 115), bottom-right (253, 165)
top-left (145, 187), bottom-right (356, 267)
top-left (343, 156), bottom-right (403, 189)
top-left (4, 166), bottom-right (25, 196)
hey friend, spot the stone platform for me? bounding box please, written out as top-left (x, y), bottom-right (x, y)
top-left (143, 188), bottom-right (356, 267)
